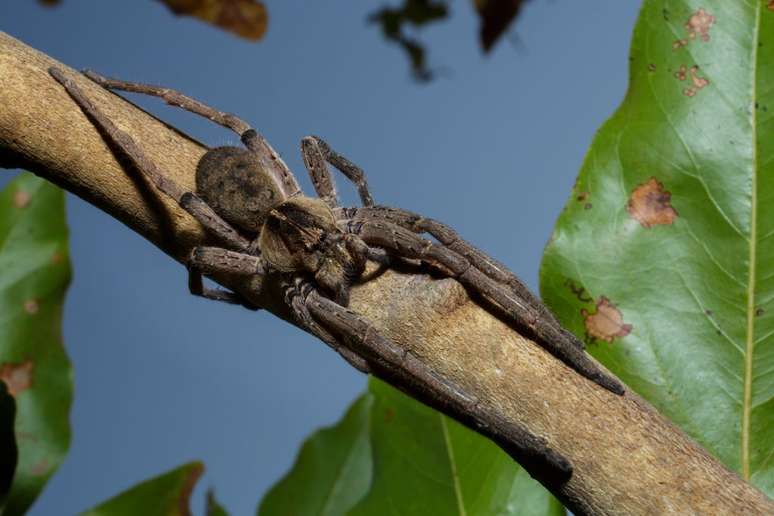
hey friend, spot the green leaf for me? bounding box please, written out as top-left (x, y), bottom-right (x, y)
top-left (540, 0), bottom-right (774, 495)
top-left (259, 394), bottom-right (373, 516)
top-left (0, 173), bottom-right (72, 514)
top-left (206, 488), bottom-right (229, 516)
top-left (81, 462), bottom-right (204, 516)
top-left (348, 379), bottom-right (563, 516)
top-left (0, 381), bottom-right (18, 510)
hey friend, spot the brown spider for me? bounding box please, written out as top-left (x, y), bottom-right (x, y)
top-left (49, 67), bottom-right (624, 483)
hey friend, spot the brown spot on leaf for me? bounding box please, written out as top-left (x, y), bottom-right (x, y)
top-left (756, 308), bottom-right (765, 316)
top-left (682, 65), bottom-right (709, 96)
top-left (673, 39), bottom-right (688, 50)
top-left (0, 360), bottom-right (34, 397)
top-left (685, 8), bottom-right (715, 42)
top-left (769, 0), bottom-right (774, 11)
top-left (51, 251), bottom-right (64, 264)
top-left (30, 459), bottom-right (50, 476)
top-left (160, 0), bottom-right (268, 41)
top-left (576, 191), bottom-right (589, 202)
top-left (627, 177), bottom-right (678, 228)
top-left (673, 8), bottom-right (715, 49)
top-left (674, 64), bottom-right (687, 81)
top-left (565, 279), bottom-right (593, 303)
top-left (648, 63), bottom-right (657, 72)
top-left (384, 407), bottom-right (395, 423)
top-left (13, 190), bottom-right (30, 208)
top-left (581, 297), bottom-right (632, 343)
top-left (24, 299), bottom-right (39, 315)
top-left (584, 203), bottom-right (593, 210)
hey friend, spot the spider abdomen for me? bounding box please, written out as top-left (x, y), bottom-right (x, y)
top-left (196, 146), bottom-right (287, 234)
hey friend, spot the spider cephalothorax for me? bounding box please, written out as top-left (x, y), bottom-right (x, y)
top-left (50, 67), bottom-right (625, 484)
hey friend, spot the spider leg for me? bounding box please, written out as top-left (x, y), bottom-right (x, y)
top-left (49, 68), bottom-right (251, 252)
top-left (283, 279), bottom-right (371, 374)
top-left (337, 206), bottom-right (583, 352)
top-left (344, 219), bottom-right (624, 395)
top-left (300, 286), bottom-right (573, 485)
top-left (300, 136), bottom-right (375, 207)
top-left (82, 69), bottom-right (302, 199)
top-left (300, 136), bottom-right (338, 208)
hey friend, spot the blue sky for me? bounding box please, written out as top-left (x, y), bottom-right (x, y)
top-left (1, 1), bottom-right (639, 514)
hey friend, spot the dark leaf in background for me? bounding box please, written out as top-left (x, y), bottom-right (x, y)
top-left (473, 0), bottom-right (529, 52)
top-left (81, 462), bottom-right (204, 516)
top-left (368, 0), bottom-right (449, 81)
top-left (158, 0), bottom-right (268, 41)
top-left (0, 173), bottom-right (73, 515)
top-left (38, 0), bottom-right (268, 41)
top-left (0, 381), bottom-right (17, 510)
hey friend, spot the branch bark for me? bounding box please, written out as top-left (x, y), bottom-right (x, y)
top-left (0, 32), bottom-right (771, 515)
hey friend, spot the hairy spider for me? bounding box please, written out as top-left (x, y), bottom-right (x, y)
top-left (49, 67), bottom-right (624, 482)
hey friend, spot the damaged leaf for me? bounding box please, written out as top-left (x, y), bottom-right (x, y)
top-left (0, 173), bottom-right (73, 514)
top-left (627, 177), bottom-right (678, 228)
top-left (582, 297), bottom-right (632, 343)
top-left (157, 0), bottom-right (268, 40)
top-left (540, 1), bottom-right (774, 495)
top-left (82, 462), bottom-right (204, 516)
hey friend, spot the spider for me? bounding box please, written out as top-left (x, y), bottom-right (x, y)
top-left (49, 67), bottom-right (624, 483)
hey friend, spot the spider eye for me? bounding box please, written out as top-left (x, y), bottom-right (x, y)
top-left (246, 198), bottom-right (261, 212)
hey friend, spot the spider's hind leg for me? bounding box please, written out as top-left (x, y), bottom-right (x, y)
top-left (49, 67), bottom-right (251, 252)
top-left (82, 69), bottom-right (302, 199)
top-left (301, 288), bottom-right (573, 485)
top-left (187, 247), bottom-right (266, 310)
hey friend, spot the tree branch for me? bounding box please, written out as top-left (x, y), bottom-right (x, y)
top-left (0, 32), bottom-right (771, 515)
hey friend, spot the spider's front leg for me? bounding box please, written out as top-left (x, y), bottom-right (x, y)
top-left (294, 284), bottom-right (574, 485)
top-left (338, 206), bottom-right (584, 353)
top-left (299, 136), bottom-right (582, 354)
top-left (300, 136), bottom-right (374, 208)
top-left (343, 219), bottom-right (625, 395)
